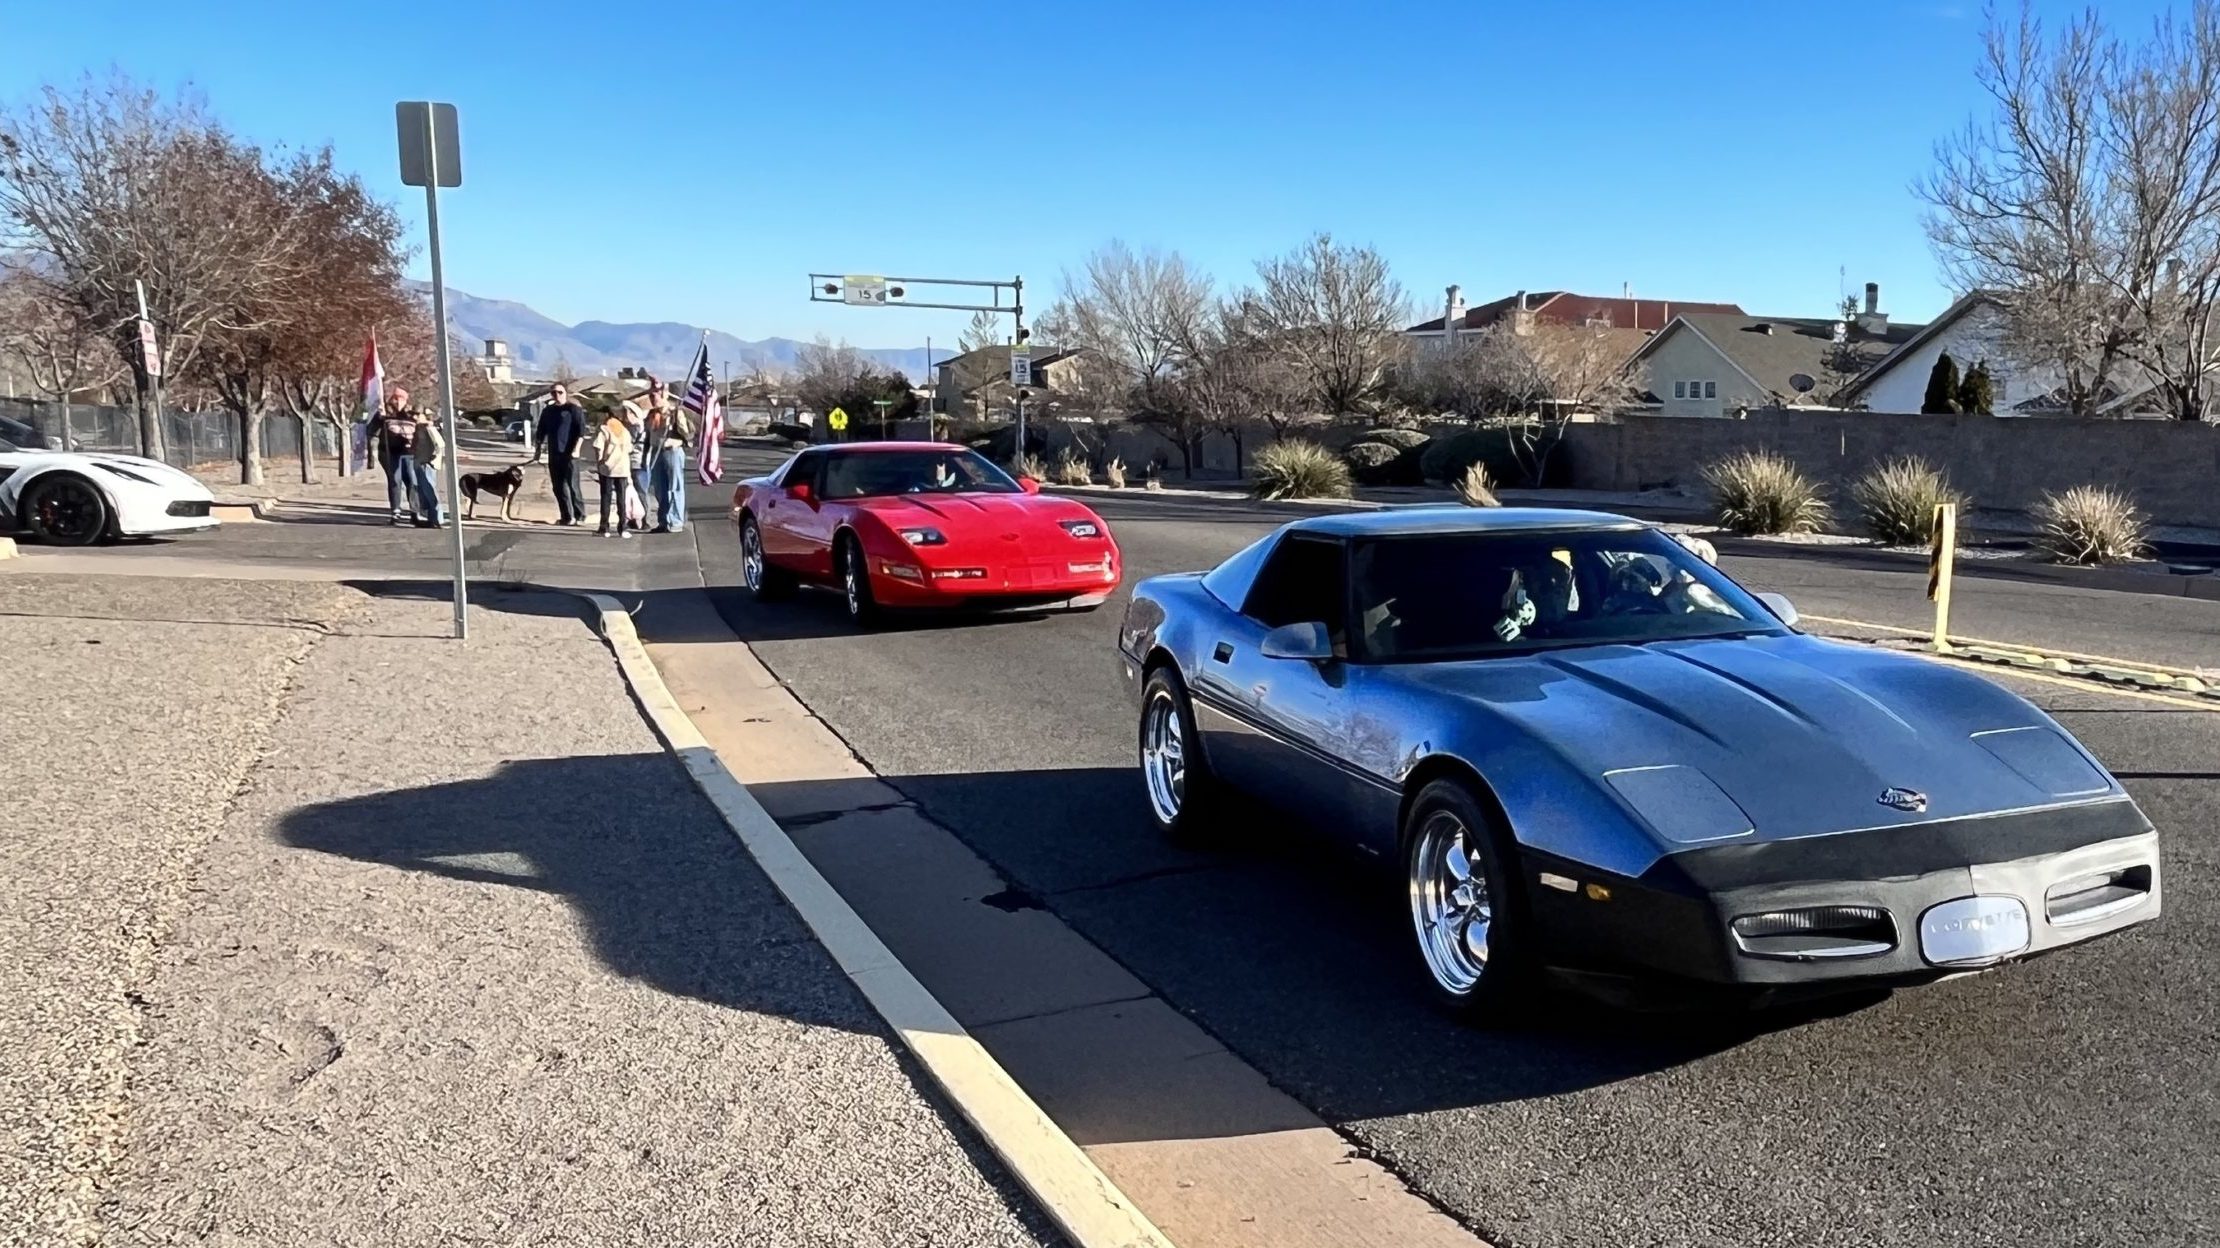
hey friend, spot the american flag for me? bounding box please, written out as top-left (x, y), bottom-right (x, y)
top-left (681, 338), bottom-right (723, 484)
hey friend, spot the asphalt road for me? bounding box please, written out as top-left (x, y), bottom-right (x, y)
top-left (688, 451), bottom-right (2219, 1248)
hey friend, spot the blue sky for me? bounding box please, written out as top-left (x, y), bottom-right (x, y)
top-left (0, 0), bottom-right (2176, 347)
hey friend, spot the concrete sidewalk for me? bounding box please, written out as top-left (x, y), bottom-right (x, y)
top-left (0, 573), bottom-right (1055, 1248)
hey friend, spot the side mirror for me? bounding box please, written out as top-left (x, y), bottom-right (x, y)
top-left (1756, 592), bottom-right (1799, 628)
top-left (1019, 477), bottom-right (1042, 495)
top-left (787, 482), bottom-right (815, 505)
top-left (1260, 620), bottom-right (1334, 662)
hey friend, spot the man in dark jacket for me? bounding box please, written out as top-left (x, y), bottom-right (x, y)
top-left (534, 384), bottom-right (588, 526)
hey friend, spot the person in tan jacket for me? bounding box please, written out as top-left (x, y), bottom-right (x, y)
top-left (587, 407), bottom-right (636, 539)
top-left (409, 411), bottom-right (447, 528)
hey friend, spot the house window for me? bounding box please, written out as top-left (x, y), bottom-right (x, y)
top-left (1703, 381), bottom-right (1717, 399)
top-left (1673, 381), bottom-right (1687, 399)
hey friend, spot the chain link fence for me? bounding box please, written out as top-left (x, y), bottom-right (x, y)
top-left (0, 396), bottom-right (339, 470)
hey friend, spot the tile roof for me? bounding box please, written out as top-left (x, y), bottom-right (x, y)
top-left (1406, 291), bottom-right (1746, 334)
top-left (1652, 313), bottom-right (1926, 398)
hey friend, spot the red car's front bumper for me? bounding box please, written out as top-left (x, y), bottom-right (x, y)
top-left (866, 547), bottom-right (1121, 609)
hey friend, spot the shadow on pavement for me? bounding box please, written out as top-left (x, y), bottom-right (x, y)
top-left (751, 764), bottom-right (1881, 1135)
top-left (279, 754), bottom-right (876, 1034)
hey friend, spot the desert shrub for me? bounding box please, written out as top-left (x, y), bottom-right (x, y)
top-left (1455, 462), bottom-right (1499, 507)
top-left (1852, 456), bottom-right (1966, 545)
top-left (973, 424), bottom-right (1049, 463)
top-left (1704, 450), bottom-right (1830, 535)
top-left (1051, 448), bottom-right (1092, 487)
top-left (1252, 440), bottom-right (1353, 500)
top-left (1011, 451), bottom-right (1049, 482)
top-left (2033, 485), bottom-right (2149, 565)
top-left (1417, 422), bottom-right (1565, 487)
top-left (1104, 457), bottom-right (1127, 489)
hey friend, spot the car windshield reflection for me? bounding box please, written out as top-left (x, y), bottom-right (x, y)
top-left (819, 449), bottom-right (1022, 500)
top-left (1350, 529), bottom-right (1785, 662)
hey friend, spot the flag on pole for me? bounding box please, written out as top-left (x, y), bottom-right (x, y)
top-left (681, 336), bottom-right (722, 484)
top-left (350, 331), bottom-right (385, 474)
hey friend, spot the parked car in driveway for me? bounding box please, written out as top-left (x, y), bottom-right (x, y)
top-left (731, 442), bottom-right (1121, 627)
top-left (0, 433), bottom-right (218, 546)
top-left (1117, 507), bottom-right (2161, 1018)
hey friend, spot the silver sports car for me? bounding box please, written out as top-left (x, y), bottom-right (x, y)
top-left (1116, 508), bottom-right (2161, 1016)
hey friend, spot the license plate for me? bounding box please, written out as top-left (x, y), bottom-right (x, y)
top-left (1918, 895), bottom-right (2031, 966)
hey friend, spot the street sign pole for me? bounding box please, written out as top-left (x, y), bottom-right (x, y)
top-left (399, 101), bottom-right (468, 640)
top-left (134, 280), bottom-right (164, 461)
top-left (1012, 276), bottom-right (1026, 465)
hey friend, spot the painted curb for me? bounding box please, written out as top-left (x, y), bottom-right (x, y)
top-left (576, 592), bottom-right (1175, 1248)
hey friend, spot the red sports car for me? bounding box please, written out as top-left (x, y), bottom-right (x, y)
top-left (730, 442), bottom-right (1122, 626)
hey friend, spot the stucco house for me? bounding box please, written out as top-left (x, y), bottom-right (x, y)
top-left (1626, 285), bottom-right (1926, 416)
top-left (931, 345), bottom-right (1091, 418)
top-left (1836, 290), bottom-right (2162, 415)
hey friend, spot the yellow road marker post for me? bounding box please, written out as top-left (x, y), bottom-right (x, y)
top-left (1928, 502), bottom-right (1957, 652)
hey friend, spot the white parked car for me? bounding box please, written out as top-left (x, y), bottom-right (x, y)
top-left (0, 432), bottom-right (219, 546)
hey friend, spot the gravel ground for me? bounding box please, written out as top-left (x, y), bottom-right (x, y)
top-left (1, 574), bottom-right (1054, 1248)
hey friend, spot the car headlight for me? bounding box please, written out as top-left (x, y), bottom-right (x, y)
top-left (1060, 519), bottom-right (1102, 538)
top-left (897, 527), bottom-right (946, 546)
top-left (94, 463), bottom-right (154, 484)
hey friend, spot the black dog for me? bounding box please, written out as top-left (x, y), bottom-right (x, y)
top-left (458, 465), bottom-right (527, 521)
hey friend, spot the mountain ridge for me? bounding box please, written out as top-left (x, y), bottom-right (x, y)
top-left (415, 281), bottom-right (941, 381)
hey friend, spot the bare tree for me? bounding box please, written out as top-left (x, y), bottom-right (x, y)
top-left (1058, 242), bottom-right (1211, 416)
top-left (548, 351), bottom-right (578, 384)
top-left (1250, 232), bottom-right (1409, 415)
top-left (959, 308), bottom-right (1003, 353)
top-left (1432, 321), bottom-right (1644, 485)
top-left (791, 337), bottom-right (872, 421)
top-left (0, 77), bottom-right (307, 459)
top-left (0, 270), bottom-right (125, 448)
top-left (1922, 3), bottom-right (2220, 419)
top-left (193, 148), bottom-right (410, 485)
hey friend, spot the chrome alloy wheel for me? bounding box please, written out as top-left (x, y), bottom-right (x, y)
top-left (741, 522), bottom-right (765, 591)
top-left (843, 547), bottom-right (863, 616)
top-left (1139, 691), bottom-right (1186, 824)
top-left (1409, 810), bottom-right (1492, 995)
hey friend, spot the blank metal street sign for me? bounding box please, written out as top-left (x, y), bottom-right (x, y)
top-left (396, 102), bottom-right (461, 188)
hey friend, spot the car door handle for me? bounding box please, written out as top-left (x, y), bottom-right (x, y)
top-left (1212, 642), bottom-right (1233, 663)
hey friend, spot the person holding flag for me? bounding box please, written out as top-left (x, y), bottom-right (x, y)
top-left (644, 372), bottom-right (695, 535)
top-left (681, 337), bottom-right (723, 487)
top-left (351, 331), bottom-right (383, 478)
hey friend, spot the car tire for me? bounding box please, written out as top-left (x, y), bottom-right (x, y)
top-left (1402, 777), bottom-right (1532, 1022)
top-left (1138, 665), bottom-right (1224, 846)
top-left (837, 534), bottom-right (880, 629)
top-left (739, 516), bottom-right (794, 601)
top-left (22, 474), bottom-right (109, 547)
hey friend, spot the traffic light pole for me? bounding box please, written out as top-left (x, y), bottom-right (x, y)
top-left (807, 272), bottom-right (1030, 463)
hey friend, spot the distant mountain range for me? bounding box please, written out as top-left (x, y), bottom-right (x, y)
top-left (414, 282), bottom-right (940, 381)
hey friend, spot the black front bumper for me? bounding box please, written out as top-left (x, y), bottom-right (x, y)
top-left (1524, 799), bottom-right (2161, 988)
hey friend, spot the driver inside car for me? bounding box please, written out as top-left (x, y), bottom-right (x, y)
top-left (1491, 561), bottom-right (1576, 642)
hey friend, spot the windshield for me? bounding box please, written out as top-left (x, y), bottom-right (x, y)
top-left (1350, 528), bottom-right (1783, 662)
top-left (820, 448), bottom-right (1021, 500)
